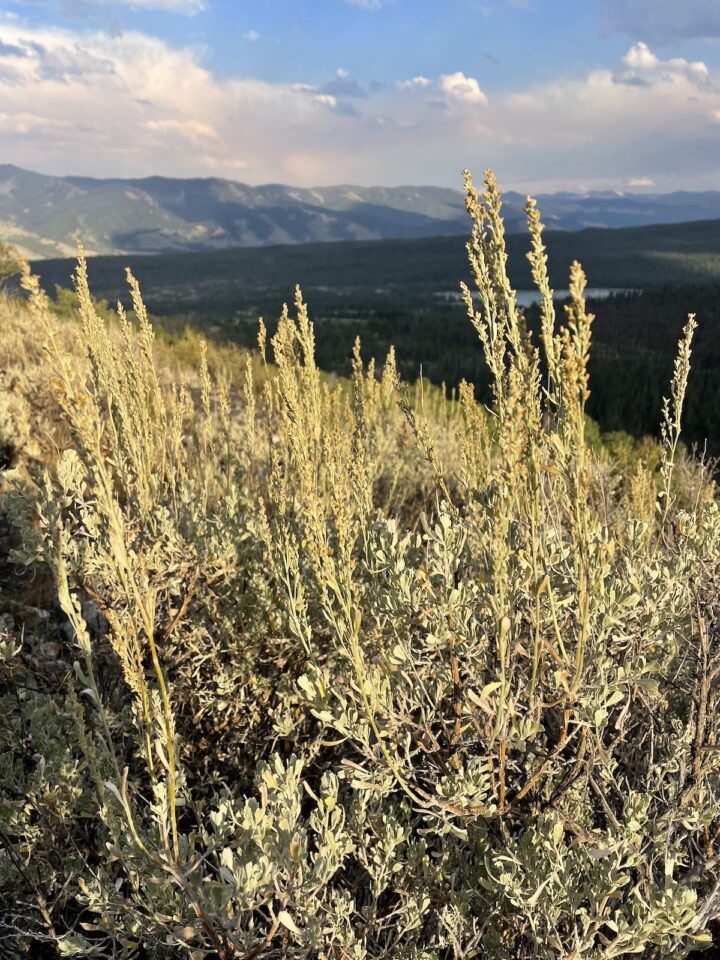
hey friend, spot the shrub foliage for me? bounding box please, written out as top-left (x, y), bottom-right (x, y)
top-left (1, 171), bottom-right (719, 959)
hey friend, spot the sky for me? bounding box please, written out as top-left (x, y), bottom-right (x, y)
top-left (1, 0), bottom-right (720, 191)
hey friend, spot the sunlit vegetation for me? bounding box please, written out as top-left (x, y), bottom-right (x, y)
top-left (32, 216), bottom-right (720, 453)
top-left (1, 172), bottom-right (719, 959)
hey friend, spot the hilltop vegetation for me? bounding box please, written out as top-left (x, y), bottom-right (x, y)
top-left (1, 171), bottom-right (719, 959)
top-left (0, 241), bottom-right (21, 286)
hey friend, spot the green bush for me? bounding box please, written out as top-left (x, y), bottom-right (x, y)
top-left (0, 241), bottom-right (21, 288)
top-left (0, 174), bottom-right (718, 959)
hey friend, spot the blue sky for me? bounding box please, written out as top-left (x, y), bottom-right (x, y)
top-left (1, 0), bottom-right (720, 190)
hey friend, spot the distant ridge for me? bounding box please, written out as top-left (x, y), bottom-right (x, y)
top-left (5, 163), bottom-right (720, 259)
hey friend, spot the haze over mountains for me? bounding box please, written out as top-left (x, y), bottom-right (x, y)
top-left (5, 163), bottom-right (720, 259)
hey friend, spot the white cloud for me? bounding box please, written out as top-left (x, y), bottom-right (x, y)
top-left (0, 110), bottom-right (72, 133)
top-left (439, 71), bottom-right (488, 106)
top-left (627, 176), bottom-right (654, 187)
top-left (243, 30), bottom-right (260, 42)
top-left (1, 26), bottom-right (719, 192)
top-left (343, 0), bottom-right (383, 8)
top-left (146, 118), bottom-right (218, 141)
top-left (486, 45), bottom-right (720, 189)
top-left (622, 42), bottom-right (658, 71)
top-left (398, 76), bottom-right (431, 90)
top-left (615, 43), bottom-right (712, 91)
top-left (0, 24), bottom-right (328, 179)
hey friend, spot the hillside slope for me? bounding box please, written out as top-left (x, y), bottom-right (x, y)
top-left (7, 163), bottom-right (720, 257)
top-left (0, 165), bottom-right (468, 258)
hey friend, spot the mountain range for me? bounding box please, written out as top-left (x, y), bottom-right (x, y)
top-left (5, 163), bottom-right (720, 258)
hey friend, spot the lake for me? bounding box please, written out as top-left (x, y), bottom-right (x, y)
top-left (437, 288), bottom-right (637, 307)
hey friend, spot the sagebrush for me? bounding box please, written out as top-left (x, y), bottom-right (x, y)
top-left (0, 170), bottom-right (718, 960)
